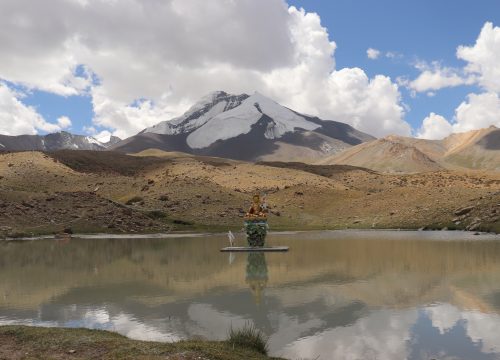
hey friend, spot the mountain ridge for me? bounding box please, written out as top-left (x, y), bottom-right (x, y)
top-left (111, 91), bottom-right (374, 162)
top-left (0, 131), bottom-right (121, 152)
top-left (319, 126), bottom-right (500, 172)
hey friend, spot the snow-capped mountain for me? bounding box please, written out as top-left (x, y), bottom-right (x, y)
top-left (112, 91), bottom-right (375, 162)
top-left (0, 131), bottom-right (120, 152)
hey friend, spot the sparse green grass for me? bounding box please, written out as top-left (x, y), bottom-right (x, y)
top-left (146, 209), bottom-right (168, 220)
top-left (0, 325), bottom-right (282, 360)
top-left (125, 196), bottom-right (143, 205)
top-left (228, 322), bottom-right (269, 355)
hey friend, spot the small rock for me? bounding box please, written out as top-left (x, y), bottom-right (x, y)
top-left (68, 349), bottom-right (76, 354)
top-left (466, 222), bottom-right (481, 231)
top-left (295, 191), bottom-right (304, 196)
top-left (454, 206), bottom-right (474, 216)
top-left (63, 228), bottom-right (73, 234)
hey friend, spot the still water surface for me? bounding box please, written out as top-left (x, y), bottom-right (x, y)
top-left (2, 231), bottom-right (500, 359)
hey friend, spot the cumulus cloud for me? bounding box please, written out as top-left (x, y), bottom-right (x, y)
top-left (427, 304), bottom-right (500, 354)
top-left (417, 112), bottom-right (453, 140)
top-left (409, 22), bottom-right (500, 134)
top-left (83, 125), bottom-right (113, 142)
top-left (0, 83), bottom-right (62, 135)
top-left (0, 0), bottom-right (410, 138)
top-left (457, 22), bottom-right (500, 94)
top-left (409, 66), bottom-right (469, 93)
top-left (454, 92), bottom-right (500, 132)
top-left (57, 116), bottom-right (72, 129)
top-left (445, 22), bottom-right (500, 133)
top-left (282, 309), bottom-right (418, 360)
top-left (408, 22), bottom-right (500, 97)
top-left (367, 48), bottom-right (381, 60)
top-left (417, 92), bottom-right (500, 139)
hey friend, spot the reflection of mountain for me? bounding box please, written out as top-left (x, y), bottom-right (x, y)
top-left (2, 233), bottom-right (500, 311)
top-left (2, 232), bottom-right (500, 358)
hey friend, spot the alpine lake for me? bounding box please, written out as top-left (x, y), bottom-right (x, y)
top-left (2, 230), bottom-right (500, 360)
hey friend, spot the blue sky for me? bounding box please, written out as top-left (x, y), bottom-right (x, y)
top-left (1, 0), bottom-right (500, 140)
top-left (289, 0), bottom-right (498, 130)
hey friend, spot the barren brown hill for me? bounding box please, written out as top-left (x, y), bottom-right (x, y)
top-left (317, 138), bottom-right (444, 173)
top-left (0, 150), bottom-right (499, 236)
top-left (319, 126), bottom-right (500, 173)
top-left (443, 126), bottom-right (500, 170)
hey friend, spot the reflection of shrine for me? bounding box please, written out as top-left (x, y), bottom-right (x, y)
top-left (246, 253), bottom-right (268, 305)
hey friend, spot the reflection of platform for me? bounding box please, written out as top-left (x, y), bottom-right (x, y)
top-left (220, 246), bottom-right (289, 252)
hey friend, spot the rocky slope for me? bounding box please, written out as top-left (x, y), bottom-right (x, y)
top-left (0, 131), bottom-right (120, 151)
top-left (111, 91), bottom-right (374, 162)
top-left (0, 150), bottom-right (499, 236)
top-left (319, 126), bottom-right (500, 173)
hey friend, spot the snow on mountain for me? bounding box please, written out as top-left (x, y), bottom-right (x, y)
top-left (112, 91), bottom-right (375, 162)
top-left (0, 131), bottom-right (119, 152)
top-left (86, 136), bottom-right (105, 146)
top-left (145, 91), bottom-right (248, 136)
top-left (146, 91), bottom-right (320, 149)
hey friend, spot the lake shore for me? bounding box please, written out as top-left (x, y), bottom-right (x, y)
top-left (0, 325), bottom-right (283, 360)
top-left (2, 151), bottom-right (499, 240)
top-left (3, 228), bottom-right (500, 242)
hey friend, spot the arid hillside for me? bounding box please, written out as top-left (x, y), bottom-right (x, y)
top-left (0, 150), bottom-right (499, 236)
top-left (320, 126), bottom-right (500, 173)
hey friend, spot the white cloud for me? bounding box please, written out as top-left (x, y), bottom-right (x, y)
top-left (425, 303), bottom-right (462, 334)
top-left (83, 125), bottom-right (97, 135)
top-left (407, 22), bottom-right (500, 97)
top-left (282, 309), bottom-right (418, 360)
top-left (0, 83), bottom-right (62, 135)
top-left (385, 51), bottom-right (402, 59)
top-left (409, 67), bottom-right (468, 93)
top-left (94, 130), bottom-right (112, 143)
top-left (454, 92), bottom-right (500, 132)
top-left (427, 304), bottom-right (500, 354)
top-left (367, 48), bottom-right (381, 60)
top-left (457, 22), bottom-right (500, 94)
top-left (0, 0), bottom-right (410, 138)
top-left (418, 92), bottom-right (500, 138)
top-left (417, 112), bottom-right (453, 140)
top-left (408, 22), bottom-right (500, 135)
top-left (57, 116), bottom-right (72, 129)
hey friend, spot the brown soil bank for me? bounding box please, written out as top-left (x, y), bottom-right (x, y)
top-left (0, 150), bottom-right (499, 236)
top-left (0, 325), bottom-right (282, 360)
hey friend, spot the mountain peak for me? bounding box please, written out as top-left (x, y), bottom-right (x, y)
top-left (113, 91), bottom-right (374, 162)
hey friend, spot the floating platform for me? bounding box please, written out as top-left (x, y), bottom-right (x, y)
top-left (220, 246), bottom-right (289, 252)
